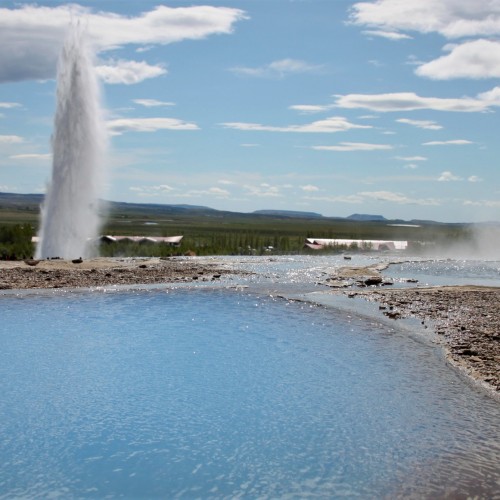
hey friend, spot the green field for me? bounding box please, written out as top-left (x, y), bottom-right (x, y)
top-left (0, 192), bottom-right (481, 258)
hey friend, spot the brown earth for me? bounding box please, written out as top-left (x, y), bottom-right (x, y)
top-left (0, 257), bottom-right (245, 289)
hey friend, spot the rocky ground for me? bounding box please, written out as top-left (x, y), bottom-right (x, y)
top-left (0, 257), bottom-right (246, 289)
top-left (351, 286), bottom-right (500, 396)
top-left (323, 264), bottom-right (499, 397)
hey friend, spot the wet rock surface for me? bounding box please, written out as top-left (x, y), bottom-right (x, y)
top-left (357, 286), bottom-right (500, 395)
top-left (0, 258), bottom-right (245, 289)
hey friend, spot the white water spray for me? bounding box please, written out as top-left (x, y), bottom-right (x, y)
top-left (36, 25), bottom-right (107, 259)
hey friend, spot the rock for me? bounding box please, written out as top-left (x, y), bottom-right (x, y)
top-left (384, 311), bottom-right (401, 319)
top-left (24, 259), bottom-right (40, 266)
top-left (363, 276), bottom-right (383, 286)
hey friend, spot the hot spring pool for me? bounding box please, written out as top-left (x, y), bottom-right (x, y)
top-left (0, 287), bottom-right (499, 498)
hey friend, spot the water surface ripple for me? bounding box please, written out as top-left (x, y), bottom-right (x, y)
top-left (0, 287), bottom-right (499, 498)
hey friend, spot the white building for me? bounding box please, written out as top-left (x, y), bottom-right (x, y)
top-left (304, 238), bottom-right (408, 251)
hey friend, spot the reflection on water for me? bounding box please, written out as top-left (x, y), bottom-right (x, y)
top-left (0, 288), bottom-right (499, 498)
top-left (385, 259), bottom-right (500, 287)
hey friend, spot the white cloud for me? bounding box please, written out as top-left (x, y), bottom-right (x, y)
top-left (358, 190), bottom-right (441, 206)
top-left (289, 104), bottom-right (335, 114)
top-left (312, 142), bottom-right (393, 152)
top-left (362, 30), bottom-right (412, 40)
top-left (304, 194), bottom-right (364, 204)
top-left (0, 102), bottom-right (21, 109)
top-left (0, 135), bottom-right (23, 143)
top-left (0, 4), bottom-right (246, 83)
top-left (243, 184), bottom-right (282, 198)
top-left (423, 139), bottom-right (473, 146)
top-left (129, 184), bottom-right (175, 196)
top-left (395, 156), bottom-right (427, 161)
top-left (221, 116), bottom-right (370, 133)
top-left (478, 86), bottom-right (500, 103)
top-left (208, 187), bottom-right (230, 197)
top-left (438, 171), bottom-right (462, 181)
top-left (230, 58), bottom-right (324, 78)
top-left (9, 153), bottom-right (51, 160)
top-left (396, 118), bottom-right (443, 130)
top-left (350, 0), bottom-right (500, 39)
top-left (301, 184), bottom-right (320, 192)
top-left (153, 184), bottom-right (175, 192)
top-left (333, 91), bottom-right (499, 112)
top-left (304, 190), bottom-right (441, 206)
top-left (464, 199), bottom-right (500, 207)
top-left (107, 117), bottom-right (199, 135)
top-left (467, 175), bottom-right (483, 182)
top-left (417, 39), bottom-right (500, 80)
top-left (404, 164), bottom-right (418, 170)
top-left (95, 60), bottom-right (167, 85)
top-left (133, 99), bottom-right (175, 107)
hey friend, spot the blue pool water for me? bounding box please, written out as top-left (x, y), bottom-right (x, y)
top-left (385, 259), bottom-right (500, 287)
top-left (0, 287), bottom-right (499, 498)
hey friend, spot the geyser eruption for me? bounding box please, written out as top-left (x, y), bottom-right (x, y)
top-left (36, 25), bottom-right (107, 259)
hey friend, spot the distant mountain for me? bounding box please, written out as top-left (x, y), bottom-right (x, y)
top-left (347, 214), bottom-right (387, 221)
top-left (253, 209), bottom-right (324, 219)
top-left (2, 192), bottom-right (475, 225)
top-left (0, 192), bottom-right (43, 207)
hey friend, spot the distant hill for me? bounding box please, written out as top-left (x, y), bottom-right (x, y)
top-left (253, 209), bottom-right (324, 219)
top-left (347, 214), bottom-right (387, 221)
top-left (0, 192), bottom-right (43, 207)
top-left (0, 192), bottom-right (472, 226)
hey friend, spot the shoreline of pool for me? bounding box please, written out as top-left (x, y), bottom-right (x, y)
top-left (1, 255), bottom-right (498, 399)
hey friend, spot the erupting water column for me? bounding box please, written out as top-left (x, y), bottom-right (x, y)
top-left (36, 25), bottom-right (107, 259)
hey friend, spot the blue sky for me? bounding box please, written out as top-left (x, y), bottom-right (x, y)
top-left (0, 0), bottom-right (499, 222)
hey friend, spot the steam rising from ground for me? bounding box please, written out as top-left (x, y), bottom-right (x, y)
top-left (37, 25), bottom-right (107, 259)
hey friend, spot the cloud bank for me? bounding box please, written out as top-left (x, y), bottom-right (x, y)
top-left (0, 4), bottom-right (246, 83)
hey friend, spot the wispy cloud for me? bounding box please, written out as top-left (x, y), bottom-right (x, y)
top-left (243, 183), bottom-right (283, 198)
top-left (221, 116), bottom-right (370, 133)
top-left (312, 142), bottom-right (393, 152)
top-left (332, 90), bottom-right (500, 112)
top-left (438, 171), bottom-right (462, 181)
top-left (423, 140), bottom-right (473, 146)
top-left (107, 117), bottom-right (199, 135)
top-left (396, 118), bottom-right (442, 130)
top-left (289, 104), bottom-right (335, 114)
top-left (9, 153), bottom-right (51, 160)
top-left (0, 102), bottom-right (21, 109)
top-left (362, 30), bottom-right (412, 40)
top-left (467, 175), bottom-right (483, 182)
top-left (129, 184), bottom-right (175, 196)
top-left (306, 190), bottom-right (440, 206)
top-left (300, 184), bottom-right (320, 192)
top-left (96, 60), bottom-right (167, 85)
top-left (395, 156), bottom-right (427, 161)
top-left (230, 58), bottom-right (324, 78)
top-left (358, 190), bottom-right (441, 206)
top-left (133, 99), bottom-right (175, 107)
top-left (464, 199), bottom-right (500, 207)
top-left (0, 135), bottom-right (23, 143)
